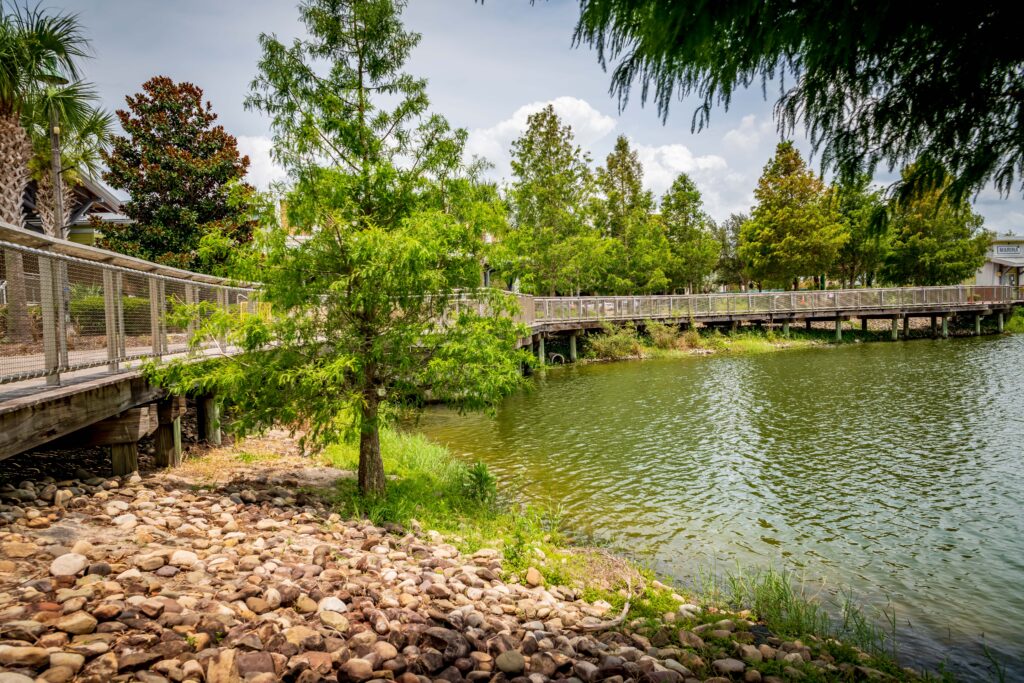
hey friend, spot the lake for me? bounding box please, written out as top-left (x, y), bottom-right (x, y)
top-left (419, 336), bottom-right (1024, 680)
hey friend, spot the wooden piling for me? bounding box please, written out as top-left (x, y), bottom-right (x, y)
top-left (197, 395), bottom-right (221, 446)
top-left (568, 333), bottom-right (577, 363)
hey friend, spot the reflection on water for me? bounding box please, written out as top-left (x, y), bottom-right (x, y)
top-left (419, 336), bottom-right (1024, 680)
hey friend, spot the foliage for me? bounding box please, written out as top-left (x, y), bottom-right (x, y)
top-left (462, 461), bottom-right (497, 506)
top-left (100, 76), bottom-right (252, 271)
top-left (585, 322), bottom-right (643, 359)
top-left (739, 142), bottom-right (846, 289)
top-left (570, 0), bottom-right (1024, 204)
top-left (643, 319), bottom-right (679, 350)
top-left (318, 428), bottom-right (564, 557)
top-left (712, 212), bottom-right (749, 290)
top-left (69, 295), bottom-right (150, 336)
top-left (880, 171), bottom-right (991, 286)
top-left (660, 172), bottom-right (718, 292)
top-left (155, 0), bottom-right (529, 496)
top-left (502, 104), bottom-right (599, 295)
top-left (831, 175), bottom-right (888, 288)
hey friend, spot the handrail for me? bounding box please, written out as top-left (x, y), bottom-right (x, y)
top-left (1, 225), bottom-right (258, 387)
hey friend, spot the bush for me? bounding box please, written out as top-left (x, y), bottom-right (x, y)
top-left (69, 295), bottom-right (151, 336)
top-left (586, 323), bottom-right (643, 359)
top-left (678, 328), bottom-right (703, 350)
top-left (644, 320), bottom-right (680, 349)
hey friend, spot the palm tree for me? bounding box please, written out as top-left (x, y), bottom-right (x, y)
top-left (1, 3), bottom-right (89, 342)
top-left (24, 88), bottom-right (112, 237)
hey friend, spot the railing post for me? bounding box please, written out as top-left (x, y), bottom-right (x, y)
top-left (115, 272), bottom-right (126, 359)
top-left (103, 269), bottom-right (119, 372)
top-left (149, 278), bottom-right (163, 358)
top-left (38, 255), bottom-right (61, 386)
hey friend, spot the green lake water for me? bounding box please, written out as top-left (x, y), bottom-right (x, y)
top-left (418, 336), bottom-right (1024, 680)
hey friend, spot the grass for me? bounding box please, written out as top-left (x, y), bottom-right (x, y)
top-left (1003, 307), bottom-right (1024, 333)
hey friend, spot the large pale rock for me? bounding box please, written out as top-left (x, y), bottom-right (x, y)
top-left (207, 649), bottom-right (241, 683)
top-left (49, 553), bottom-right (88, 577)
top-left (55, 611), bottom-right (97, 635)
top-left (169, 550), bottom-right (198, 567)
top-left (0, 645), bottom-right (50, 667)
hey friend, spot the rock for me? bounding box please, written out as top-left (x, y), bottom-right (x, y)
top-left (169, 549), bottom-right (198, 567)
top-left (49, 652), bottom-right (85, 672)
top-left (319, 610), bottom-right (350, 632)
top-left (0, 674), bottom-right (35, 683)
top-left (55, 610), bottom-right (98, 635)
top-left (2, 541), bottom-right (36, 558)
top-left (738, 644), bottom-right (763, 663)
top-left (744, 670), bottom-right (763, 683)
top-left (678, 630), bottom-right (705, 649)
top-left (207, 649), bottom-right (241, 683)
top-left (713, 658), bottom-right (746, 676)
top-left (317, 596), bottom-right (347, 613)
top-left (342, 658), bottom-right (374, 681)
top-left (0, 645), bottom-right (51, 667)
top-left (134, 554), bottom-right (165, 571)
top-left (525, 567), bottom-right (544, 587)
top-left (294, 595), bottom-right (317, 613)
top-left (49, 552), bottom-right (88, 577)
top-left (495, 650), bottom-right (525, 675)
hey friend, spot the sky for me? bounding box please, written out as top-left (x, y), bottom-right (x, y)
top-left (61, 0), bottom-right (1023, 233)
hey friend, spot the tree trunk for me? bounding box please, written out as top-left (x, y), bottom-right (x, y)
top-left (0, 114), bottom-right (33, 344)
top-left (35, 175), bottom-right (75, 238)
top-left (357, 391), bottom-right (386, 496)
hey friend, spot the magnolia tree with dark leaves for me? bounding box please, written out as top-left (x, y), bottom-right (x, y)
top-left (101, 76), bottom-right (252, 272)
top-left (156, 0), bottom-right (529, 496)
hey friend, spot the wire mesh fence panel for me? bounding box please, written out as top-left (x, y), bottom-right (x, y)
top-left (64, 258), bottom-right (111, 370)
top-left (0, 245), bottom-right (47, 381)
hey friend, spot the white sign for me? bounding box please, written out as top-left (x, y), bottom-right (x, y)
top-left (995, 245), bottom-right (1022, 255)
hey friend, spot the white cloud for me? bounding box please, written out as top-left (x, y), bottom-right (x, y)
top-left (465, 96), bottom-right (617, 178)
top-left (635, 142), bottom-right (751, 219)
top-left (237, 135), bottom-right (288, 190)
top-left (722, 114), bottom-right (776, 153)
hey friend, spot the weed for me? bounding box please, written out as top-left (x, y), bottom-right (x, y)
top-left (463, 461), bottom-right (497, 506)
top-left (586, 323), bottom-right (643, 359)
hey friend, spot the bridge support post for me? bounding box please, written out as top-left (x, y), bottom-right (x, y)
top-left (197, 395), bottom-right (222, 446)
top-left (111, 443), bottom-right (138, 477)
top-left (930, 316), bottom-right (937, 338)
top-left (782, 321), bottom-right (790, 338)
top-left (998, 312), bottom-right (1005, 332)
top-left (536, 335), bottom-right (545, 366)
top-left (730, 320), bottom-right (738, 334)
top-left (890, 316), bottom-right (899, 341)
top-left (903, 315), bottom-right (910, 338)
top-left (941, 315), bottom-right (949, 339)
top-left (805, 319), bottom-right (812, 331)
top-left (861, 317), bottom-right (868, 332)
top-left (155, 396), bottom-right (185, 468)
top-left (568, 333), bottom-right (577, 363)
top-left (975, 314), bottom-right (982, 336)
top-left (834, 318), bottom-right (842, 342)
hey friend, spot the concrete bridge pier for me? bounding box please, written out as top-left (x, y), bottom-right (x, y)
top-left (975, 314), bottom-right (983, 336)
top-left (942, 315), bottom-right (949, 339)
top-left (536, 335), bottom-right (545, 366)
top-left (891, 316), bottom-right (899, 340)
top-left (998, 312), bottom-right (1005, 332)
top-left (903, 315), bottom-right (910, 338)
top-left (568, 333), bottom-right (578, 362)
top-left (782, 321), bottom-right (790, 338)
top-left (834, 317), bottom-right (842, 341)
top-left (861, 317), bottom-right (869, 332)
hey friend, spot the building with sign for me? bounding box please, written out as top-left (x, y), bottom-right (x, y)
top-left (975, 233), bottom-right (1024, 286)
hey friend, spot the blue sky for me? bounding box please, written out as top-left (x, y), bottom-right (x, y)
top-left (63, 0), bottom-right (1023, 232)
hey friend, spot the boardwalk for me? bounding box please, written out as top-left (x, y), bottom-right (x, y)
top-left (2, 221), bottom-right (1022, 466)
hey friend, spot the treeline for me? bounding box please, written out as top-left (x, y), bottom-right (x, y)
top-left (488, 107), bottom-right (992, 295)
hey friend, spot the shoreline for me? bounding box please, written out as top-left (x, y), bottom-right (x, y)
top-left (0, 435), bottom-right (941, 683)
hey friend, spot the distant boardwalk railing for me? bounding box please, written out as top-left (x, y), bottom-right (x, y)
top-left (1, 222), bottom-right (257, 387)
top-left (528, 286), bottom-right (1021, 326)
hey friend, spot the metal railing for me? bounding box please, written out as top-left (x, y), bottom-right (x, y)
top-left (529, 286), bottom-right (1021, 324)
top-left (1, 222), bottom-right (258, 387)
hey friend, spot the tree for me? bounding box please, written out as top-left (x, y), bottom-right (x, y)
top-left (712, 213), bottom-right (749, 291)
top-left (24, 89), bottom-right (112, 236)
top-left (660, 172), bottom-right (718, 293)
top-left (739, 142), bottom-right (846, 290)
top-left (570, 1), bottom-right (1024, 204)
top-left (831, 175), bottom-right (887, 288)
top-left (1, 3), bottom-right (88, 342)
top-left (100, 76), bottom-right (252, 271)
top-left (506, 104), bottom-right (598, 295)
top-left (591, 135), bottom-right (669, 294)
top-left (160, 0), bottom-right (527, 496)
top-left (880, 172), bottom-right (991, 286)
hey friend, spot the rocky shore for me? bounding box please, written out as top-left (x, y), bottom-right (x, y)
top-left (2, 450), bottom-right (908, 683)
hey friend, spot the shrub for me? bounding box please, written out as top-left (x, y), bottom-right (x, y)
top-left (69, 295), bottom-right (152, 336)
top-left (644, 320), bottom-right (680, 349)
top-left (586, 323), bottom-right (643, 359)
top-left (678, 328), bottom-right (703, 350)
top-left (463, 461), bottom-right (497, 506)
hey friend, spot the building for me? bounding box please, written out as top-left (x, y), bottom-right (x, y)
top-left (22, 176), bottom-right (130, 245)
top-left (974, 233), bottom-right (1024, 287)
